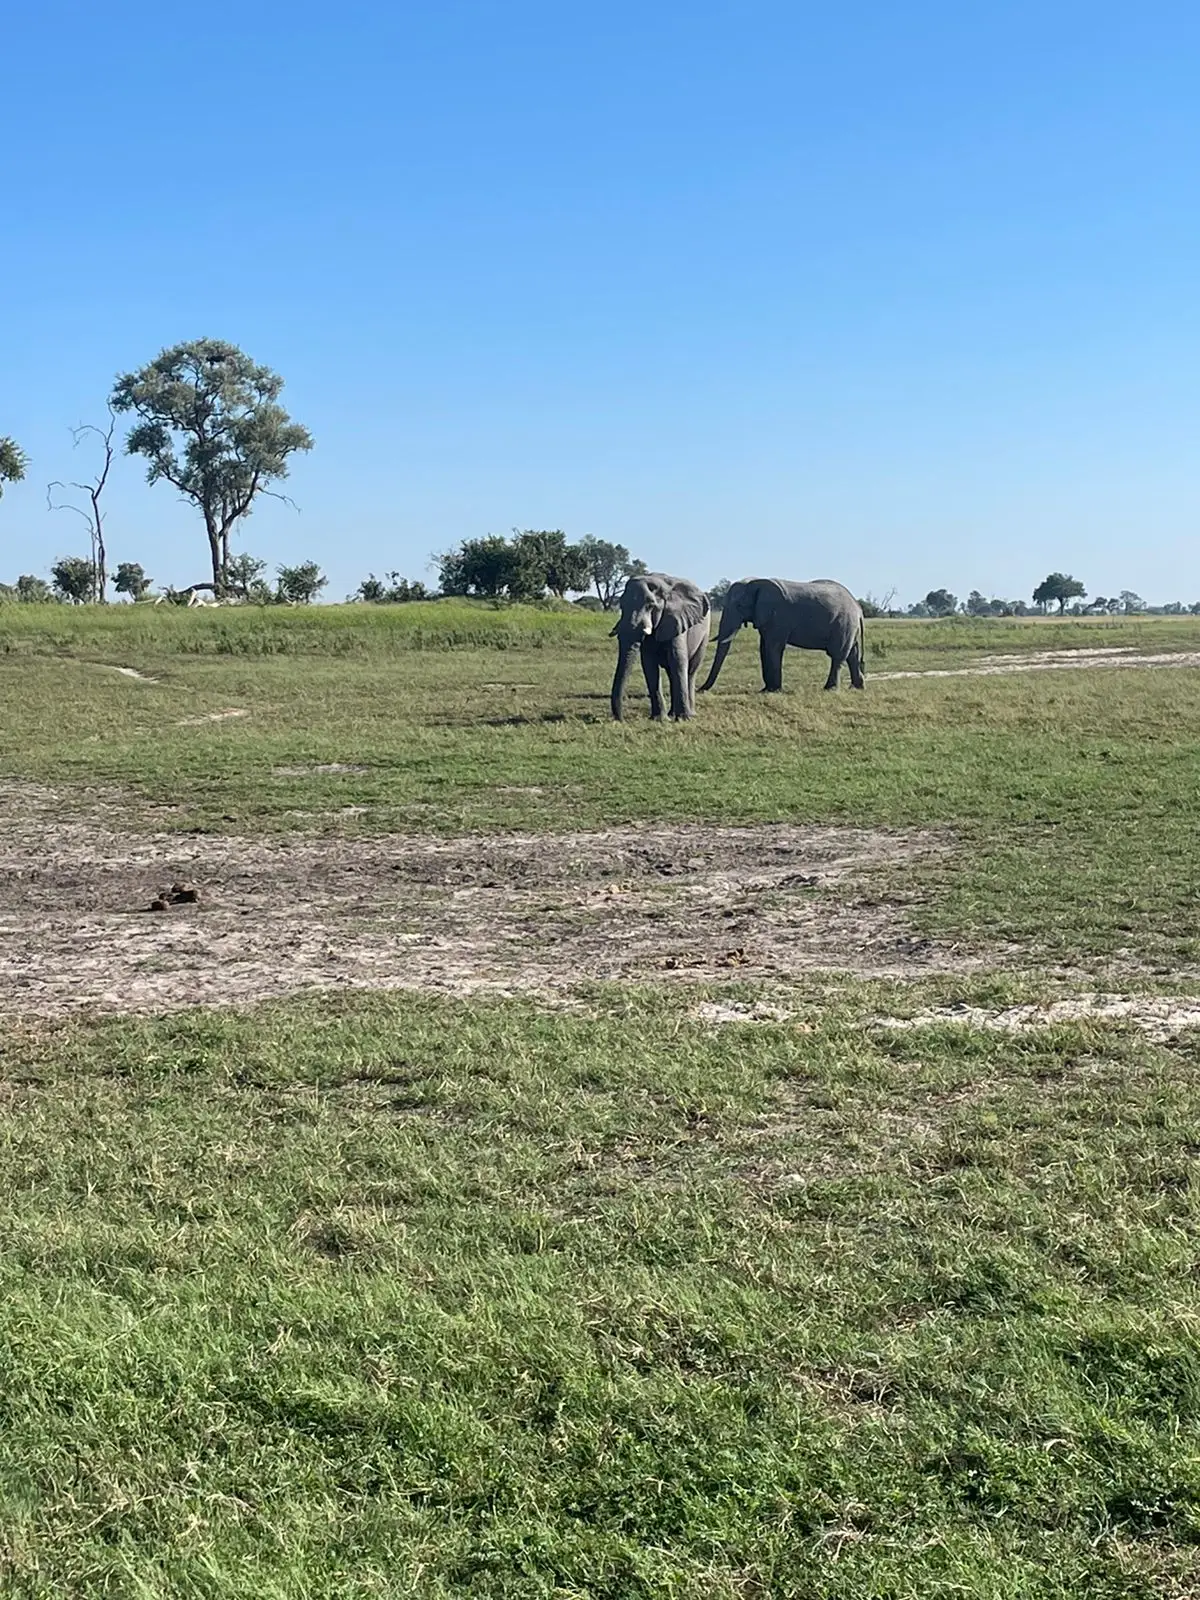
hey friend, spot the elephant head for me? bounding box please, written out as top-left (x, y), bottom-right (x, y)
top-left (609, 572), bottom-right (708, 719)
top-left (698, 578), bottom-right (766, 691)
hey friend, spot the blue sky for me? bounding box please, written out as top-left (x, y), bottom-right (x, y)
top-left (4, 1), bottom-right (1199, 603)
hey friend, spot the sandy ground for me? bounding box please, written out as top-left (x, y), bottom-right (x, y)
top-left (688, 994), bottom-right (1200, 1041)
top-left (874, 646), bottom-right (1200, 681)
top-left (873, 995), bottom-right (1200, 1041)
top-left (0, 782), bottom-right (970, 1018)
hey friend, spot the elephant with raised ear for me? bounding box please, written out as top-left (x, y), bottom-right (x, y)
top-left (610, 573), bottom-right (711, 721)
top-left (700, 578), bottom-right (865, 694)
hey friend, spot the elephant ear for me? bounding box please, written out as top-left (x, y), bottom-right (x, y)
top-left (657, 579), bottom-right (708, 640)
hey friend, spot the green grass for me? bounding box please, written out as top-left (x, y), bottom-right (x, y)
top-left (3, 989), bottom-right (1200, 1596)
top-left (0, 597), bottom-right (604, 657)
top-left (2, 610), bottom-right (1198, 969)
top-left (3, 605), bottom-right (1200, 1594)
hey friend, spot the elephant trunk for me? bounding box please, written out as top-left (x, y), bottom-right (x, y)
top-left (698, 626), bottom-right (737, 692)
top-left (610, 634), bottom-right (639, 720)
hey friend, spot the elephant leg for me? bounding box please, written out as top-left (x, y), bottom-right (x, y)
top-left (686, 636), bottom-right (707, 714)
top-left (641, 641), bottom-right (664, 719)
top-left (760, 633), bottom-right (785, 692)
top-left (665, 635), bottom-right (692, 719)
top-left (848, 639), bottom-right (866, 689)
top-left (823, 651), bottom-right (843, 690)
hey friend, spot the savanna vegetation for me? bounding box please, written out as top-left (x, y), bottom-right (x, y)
top-left (1, 603), bottom-right (1199, 1596)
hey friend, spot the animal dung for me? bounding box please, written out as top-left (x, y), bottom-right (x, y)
top-left (145, 883), bottom-right (202, 912)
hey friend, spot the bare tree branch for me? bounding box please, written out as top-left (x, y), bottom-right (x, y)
top-left (44, 409), bottom-right (117, 602)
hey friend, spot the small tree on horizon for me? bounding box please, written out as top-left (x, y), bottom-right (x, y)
top-left (50, 555), bottom-right (98, 605)
top-left (113, 561), bottom-right (152, 600)
top-left (924, 589), bottom-right (958, 617)
top-left (1032, 572), bottom-right (1086, 613)
top-left (576, 536), bottom-right (646, 608)
top-left (111, 339), bottom-right (313, 595)
top-left (275, 560), bottom-right (327, 604)
top-left (16, 574), bottom-right (54, 603)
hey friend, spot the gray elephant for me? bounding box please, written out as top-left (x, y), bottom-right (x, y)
top-left (610, 572), bottom-right (711, 721)
top-left (700, 578), bottom-right (865, 694)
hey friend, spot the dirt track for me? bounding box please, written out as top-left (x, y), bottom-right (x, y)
top-left (0, 782), bottom-right (966, 1017)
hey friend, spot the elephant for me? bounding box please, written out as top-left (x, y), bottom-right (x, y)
top-left (610, 572), bottom-right (711, 721)
top-left (699, 578), bottom-right (865, 695)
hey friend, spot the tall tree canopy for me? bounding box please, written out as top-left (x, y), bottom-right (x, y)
top-left (1032, 573), bottom-right (1086, 613)
top-left (0, 437), bottom-right (28, 501)
top-left (110, 339), bottom-right (313, 593)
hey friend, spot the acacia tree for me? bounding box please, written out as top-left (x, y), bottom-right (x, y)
top-left (923, 588), bottom-right (958, 617)
top-left (46, 411), bottom-right (117, 601)
top-left (576, 537), bottom-right (646, 608)
top-left (0, 437), bottom-right (28, 501)
top-left (110, 339), bottom-right (313, 595)
top-left (114, 561), bottom-right (152, 600)
top-left (1032, 572), bottom-right (1086, 613)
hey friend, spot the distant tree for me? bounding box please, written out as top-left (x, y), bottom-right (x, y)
top-left (111, 338), bottom-right (313, 595)
top-left (354, 571), bottom-right (430, 603)
top-left (858, 587), bottom-right (897, 619)
top-left (708, 579), bottom-right (733, 608)
top-left (964, 590), bottom-right (992, 617)
top-left (1119, 589), bottom-right (1146, 614)
top-left (924, 589), bottom-right (958, 617)
top-left (51, 555), bottom-right (98, 605)
top-left (46, 410), bottom-right (116, 602)
top-left (113, 561), bottom-right (152, 600)
top-left (510, 529), bottom-right (589, 600)
top-left (16, 574), bottom-right (54, 603)
top-left (275, 560), bottom-right (327, 605)
top-left (438, 535), bottom-right (513, 599)
top-left (385, 574), bottom-right (428, 602)
top-left (1161, 601), bottom-right (1185, 615)
top-left (0, 437), bottom-right (28, 501)
top-left (572, 594), bottom-right (605, 612)
top-left (1190, 601), bottom-right (1200, 615)
top-left (576, 536), bottom-right (645, 608)
top-left (506, 530), bottom-right (558, 602)
top-left (1032, 572), bottom-right (1086, 613)
top-left (224, 552), bottom-right (274, 602)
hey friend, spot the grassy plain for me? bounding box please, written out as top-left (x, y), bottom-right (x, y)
top-left (2, 603), bottom-right (1200, 1597)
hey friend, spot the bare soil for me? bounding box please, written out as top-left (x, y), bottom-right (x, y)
top-left (875, 647), bottom-right (1200, 681)
top-left (875, 995), bottom-right (1200, 1041)
top-left (0, 781), bottom-right (966, 1018)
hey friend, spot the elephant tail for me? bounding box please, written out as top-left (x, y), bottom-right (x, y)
top-left (858, 612), bottom-right (865, 677)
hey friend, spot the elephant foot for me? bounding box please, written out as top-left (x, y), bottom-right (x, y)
top-left (761, 686), bottom-right (783, 694)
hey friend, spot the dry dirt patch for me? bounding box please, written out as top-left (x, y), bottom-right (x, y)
top-left (875, 648), bottom-right (1200, 682)
top-left (875, 995), bottom-right (1200, 1042)
top-left (0, 782), bottom-right (964, 1017)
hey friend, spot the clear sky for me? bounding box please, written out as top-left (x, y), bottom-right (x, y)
top-left (3, 1), bottom-right (1199, 604)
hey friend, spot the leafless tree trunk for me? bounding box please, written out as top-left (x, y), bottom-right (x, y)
top-left (47, 410), bottom-right (117, 602)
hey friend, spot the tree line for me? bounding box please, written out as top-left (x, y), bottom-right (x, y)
top-left (887, 575), bottom-right (1200, 618)
top-left (5, 339), bottom-right (1198, 615)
